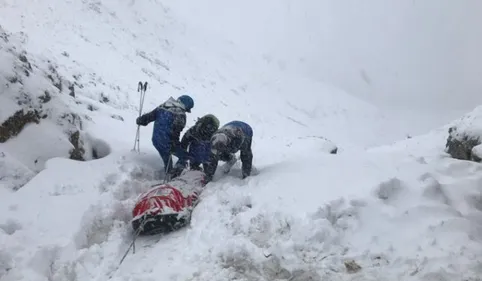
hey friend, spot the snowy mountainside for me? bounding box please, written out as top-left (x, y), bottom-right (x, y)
top-left (0, 0), bottom-right (409, 190)
top-left (0, 0), bottom-right (414, 147)
top-left (0, 25), bottom-right (113, 191)
top-left (0, 1), bottom-right (481, 281)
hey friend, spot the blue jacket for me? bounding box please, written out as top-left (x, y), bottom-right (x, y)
top-left (187, 141), bottom-right (211, 164)
top-left (204, 120), bottom-right (253, 181)
top-left (136, 97), bottom-right (187, 154)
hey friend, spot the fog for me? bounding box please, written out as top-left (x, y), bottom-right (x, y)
top-left (171, 0), bottom-right (482, 112)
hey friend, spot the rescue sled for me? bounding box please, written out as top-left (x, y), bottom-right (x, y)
top-left (131, 169), bottom-right (206, 235)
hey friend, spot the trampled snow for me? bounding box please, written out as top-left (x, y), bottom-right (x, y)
top-left (0, 1), bottom-right (482, 281)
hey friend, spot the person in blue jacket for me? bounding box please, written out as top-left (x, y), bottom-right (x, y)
top-left (136, 95), bottom-right (194, 177)
top-left (170, 114), bottom-right (220, 178)
top-left (203, 120), bottom-right (253, 183)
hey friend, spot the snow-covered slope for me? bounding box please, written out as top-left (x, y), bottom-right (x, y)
top-left (0, 0), bottom-right (415, 190)
top-left (171, 0), bottom-right (482, 113)
top-left (1, 1), bottom-right (481, 281)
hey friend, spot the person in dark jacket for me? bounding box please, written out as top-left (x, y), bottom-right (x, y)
top-left (136, 95), bottom-right (194, 176)
top-left (203, 120), bottom-right (253, 183)
top-left (170, 114), bottom-right (220, 178)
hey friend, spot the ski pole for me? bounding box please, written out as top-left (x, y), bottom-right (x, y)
top-left (118, 213), bottom-right (148, 266)
top-left (163, 153), bottom-right (172, 184)
top-left (132, 81), bottom-right (148, 152)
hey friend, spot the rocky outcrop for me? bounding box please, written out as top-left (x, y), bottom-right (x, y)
top-left (445, 127), bottom-right (480, 161)
top-left (445, 106), bottom-right (482, 162)
top-left (0, 25), bottom-right (111, 191)
top-left (0, 109), bottom-right (42, 143)
top-left (69, 130), bottom-right (85, 161)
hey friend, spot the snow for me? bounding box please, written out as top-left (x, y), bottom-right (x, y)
top-left (446, 105), bottom-right (482, 141)
top-left (0, 1), bottom-right (482, 281)
top-left (171, 0), bottom-right (482, 113)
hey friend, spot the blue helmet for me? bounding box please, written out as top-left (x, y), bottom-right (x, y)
top-left (177, 95), bottom-right (194, 113)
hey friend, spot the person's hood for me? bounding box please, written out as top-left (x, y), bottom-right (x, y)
top-left (162, 97), bottom-right (187, 111)
top-left (210, 133), bottom-right (229, 155)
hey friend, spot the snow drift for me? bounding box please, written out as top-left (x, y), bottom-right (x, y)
top-left (444, 105), bottom-right (482, 162)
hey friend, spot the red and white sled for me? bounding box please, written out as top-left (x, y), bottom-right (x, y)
top-left (131, 170), bottom-right (206, 235)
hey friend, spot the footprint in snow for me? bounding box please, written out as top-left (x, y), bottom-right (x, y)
top-left (421, 176), bottom-right (452, 206)
top-left (0, 250), bottom-right (13, 279)
top-left (0, 219), bottom-right (22, 235)
top-left (374, 177), bottom-right (408, 204)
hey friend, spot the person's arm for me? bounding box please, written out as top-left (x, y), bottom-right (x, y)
top-left (239, 137), bottom-right (253, 179)
top-left (203, 153), bottom-right (218, 184)
top-left (171, 113), bottom-right (186, 149)
top-left (136, 108), bottom-right (157, 126)
top-left (180, 127), bottom-right (196, 150)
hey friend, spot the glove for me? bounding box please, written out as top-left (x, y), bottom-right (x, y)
top-left (136, 116), bottom-right (148, 126)
top-left (202, 174), bottom-right (212, 186)
top-left (171, 146), bottom-right (193, 161)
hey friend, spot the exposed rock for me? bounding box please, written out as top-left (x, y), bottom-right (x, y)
top-left (68, 131), bottom-right (111, 161)
top-left (15, 92), bottom-right (33, 106)
top-left (68, 82), bottom-right (75, 97)
top-left (58, 112), bottom-right (83, 130)
top-left (46, 64), bottom-right (63, 92)
top-left (100, 92), bottom-right (109, 103)
top-left (445, 126), bottom-right (481, 162)
top-left (0, 24), bottom-right (109, 192)
top-left (87, 104), bottom-right (97, 111)
top-left (0, 109), bottom-right (41, 143)
top-left (69, 130), bottom-right (85, 161)
top-left (344, 259), bottom-right (362, 273)
top-left (444, 106), bottom-right (482, 162)
top-left (111, 114), bottom-right (124, 121)
top-left (38, 90), bottom-right (51, 103)
top-left (18, 51), bottom-right (32, 71)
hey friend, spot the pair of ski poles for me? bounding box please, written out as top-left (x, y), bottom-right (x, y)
top-left (132, 81), bottom-right (148, 152)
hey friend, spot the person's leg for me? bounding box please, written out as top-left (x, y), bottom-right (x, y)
top-left (152, 134), bottom-right (173, 173)
top-left (158, 149), bottom-right (173, 174)
top-left (169, 153), bottom-right (190, 179)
